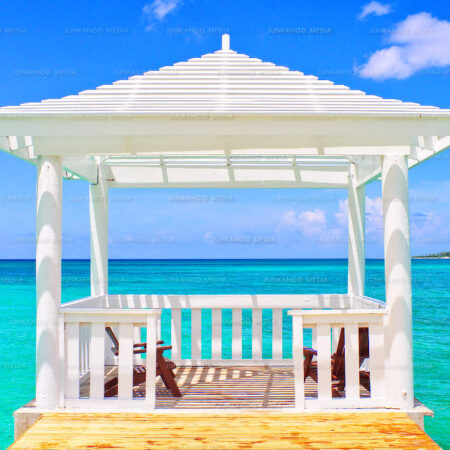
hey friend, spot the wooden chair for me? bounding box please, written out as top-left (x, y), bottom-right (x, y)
top-left (303, 327), bottom-right (370, 397)
top-left (104, 327), bottom-right (182, 398)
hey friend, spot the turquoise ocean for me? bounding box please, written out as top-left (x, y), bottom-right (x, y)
top-left (0, 259), bottom-right (448, 448)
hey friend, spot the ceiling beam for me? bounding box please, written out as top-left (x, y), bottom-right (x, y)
top-left (1, 116), bottom-right (449, 138)
top-left (32, 136), bottom-right (414, 157)
top-left (105, 164), bottom-right (349, 189)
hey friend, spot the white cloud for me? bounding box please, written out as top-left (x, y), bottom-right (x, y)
top-left (334, 199), bottom-right (348, 227)
top-left (143, 0), bottom-right (181, 30)
top-left (365, 196), bottom-right (383, 234)
top-left (358, 12), bottom-right (450, 79)
top-left (279, 209), bottom-right (327, 237)
top-left (358, 1), bottom-right (392, 20)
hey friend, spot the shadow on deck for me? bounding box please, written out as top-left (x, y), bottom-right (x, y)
top-left (79, 365), bottom-right (370, 408)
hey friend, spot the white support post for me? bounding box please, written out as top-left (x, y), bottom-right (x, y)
top-left (145, 315), bottom-right (158, 409)
top-left (292, 315), bottom-right (304, 410)
top-left (382, 155), bottom-right (414, 409)
top-left (36, 156), bottom-right (62, 409)
top-left (348, 164), bottom-right (365, 296)
top-left (90, 167), bottom-right (108, 296)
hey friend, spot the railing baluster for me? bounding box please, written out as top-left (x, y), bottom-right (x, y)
top-left (118, 322), bottom-right (134, 399)
top-left (344, 323), bottom-right (359, 400)
top-left (171, 309), bottom-right (181, 360)
top-left (311, 327), bottom-right (317, 350)
top-left (292, 315), bottom-right (304, 409)
top-left (332, 326), bottom-right (340, 352)
top-left (65, 322), bottom-right (80, 399)
top-left (317, 323), bottom-right (332, 401)
top-left (252, 309), bottom-right (263, 360)
top-left (369, 322), bottom-right (385, 400)
top-left (232, 308), bottom-right (242, 359)
top-left (89, 322), bottom-right (105, 399)
top-left (272, 309), bottom-right (283, 360)
top-left (191, 309), bottom-right (202, 360)
top-left (145, 315), bottom-right (158, 408)
top-left (211, 309), bottom-right (222, 360)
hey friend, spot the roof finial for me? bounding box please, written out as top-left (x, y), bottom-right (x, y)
top-left (221, 34), bottom-right (230, 51)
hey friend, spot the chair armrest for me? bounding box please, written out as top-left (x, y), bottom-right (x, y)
top-left (303, 347), bottom-right (317, 356)
top-left (157, 345), bottom-right (172, 352)
top-left (133, 340), bottom-right (164, 349)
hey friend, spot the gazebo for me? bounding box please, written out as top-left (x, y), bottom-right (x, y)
top-left (2, 34), bottom-right (449, 439)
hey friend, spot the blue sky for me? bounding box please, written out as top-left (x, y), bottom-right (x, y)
top-left (0, 0), bottom-right (449, 259)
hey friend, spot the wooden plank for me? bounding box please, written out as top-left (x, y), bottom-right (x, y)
top-left (292, 315), bottom-right (304, 409)
top-left (252, 309), bottom-right (262, 360)
top-left (118, 323), bottom-right (134, 400)
top-left (231, 308), bottom-right (242, 360)
top-left (171, 309), bottom-right (181, 360)
top-left (211, 309), bottom-right (222, 360)
top-left (272, 309), bottom-right (283, 359)
top-left (65, 322), bottom-right (80, 400)
top-left (344, 323), bottom-right (359, 401)
top-left (10, 412), bottom-right (439, 449)
top-left (316, 323), bottom-right (332, 401)
top-left (191, 309), bottom-right (202, 360)
top-left (89, 322), bottom-right (105, 400)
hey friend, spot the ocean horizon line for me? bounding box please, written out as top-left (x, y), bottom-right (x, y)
top-left (0, 257), bottom-right (387, 262)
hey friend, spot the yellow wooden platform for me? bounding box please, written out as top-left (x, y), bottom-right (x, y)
top-left (10, 412), bottom-right (439, 449)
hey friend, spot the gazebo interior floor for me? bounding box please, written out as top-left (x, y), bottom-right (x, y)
top-left (78, 365), bottom-right (370, 409)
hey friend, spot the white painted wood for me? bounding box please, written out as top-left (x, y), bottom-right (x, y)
top-left (191, 309), bottom-right (202, 359)
top-left (89, 323), bottom-right (105, 399)
top-left (211, 309), bottom-right (222, 360)
top-left (171, 309), bottom-right (182, 360)
top-left (62, 293), bottom-right (377, 311)
top-left (133, 326), bottom-right (143, 364)
top-left (348, 164), bottom-right (365, 296)
top-left (344, 324), bottom-right (359, 401)
top-left (221, 33), bottom-right (230, 51)
top-left (272, 309), bottom-right (283, 360)
top-left (58, 316), bottom-right (65, 407)
top-left (292, 315), bottom-right (305, 409)
top-left (331, 327), bottom-right (340, 353)
top-left (252, 309), bottom-right (263, 360)
top-left (231, 309), bottom-right (242, 360)
top-left (369, 322), bottom-right (385, 401)
top-left (36, 155), bottom-right (62, 409)
top-left (79, 324), bottom-right (90, 376)
top-left (382, 155), bottom-right (414, 409)
top-left (118, 323), bottom-right (134, 400)
top-left (90, 166), bottom-right (108, 297)
top-left (65, 322), bottom-right (80, 400)
top-left (311, 327), bottom-right (317, 350)
top-left (3, 42), bottom-right (446, 123)
top-left (316, 324), bottom-right (332, 401)
top-left (145, 316), bottom-right (158, 408)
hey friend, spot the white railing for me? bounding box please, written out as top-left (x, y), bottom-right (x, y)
top-left (60, 309), bottom-right (161, 409)
top-left (59, 294), bottom-right (385, 410)
top-left (289, 309), bottom-right (387, 409)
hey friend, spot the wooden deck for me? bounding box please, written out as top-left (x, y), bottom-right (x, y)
top-left (10, 412), bottom-right (438, 449)
top-left (80, 365), bottom-right (369, 408)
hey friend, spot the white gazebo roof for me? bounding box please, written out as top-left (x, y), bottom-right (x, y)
top-left (0, 35), bottom-right (449, 188)
top-left (1, 36), bottom-right (448, 117)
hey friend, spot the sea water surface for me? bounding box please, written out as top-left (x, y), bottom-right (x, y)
top-left (0, 259), bottom-right (448, 448)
